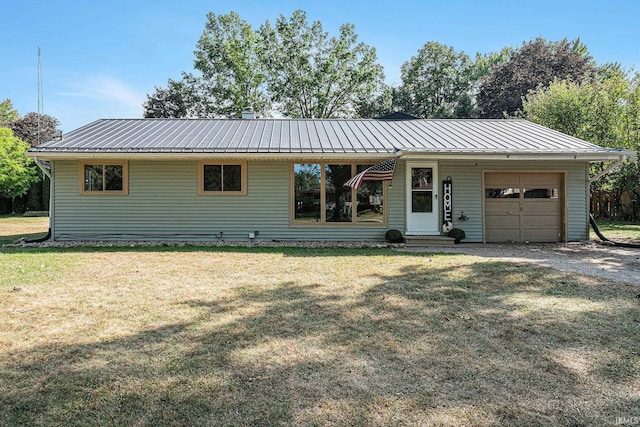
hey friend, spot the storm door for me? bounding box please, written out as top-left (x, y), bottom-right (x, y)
top-left (406, 162), bottom-right (438, 234)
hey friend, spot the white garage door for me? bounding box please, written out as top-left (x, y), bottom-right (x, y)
top-left (484, 172), bottom-right (564, 242)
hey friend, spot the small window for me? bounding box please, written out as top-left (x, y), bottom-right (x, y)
top-left (485, 188), bottom-right (520, 199)
top-left (524, 188), bottom-right (559, 199)
top-left (80, 161), bottom-right (128, 194)
top-left (198, 161), bottom-right (247, 195)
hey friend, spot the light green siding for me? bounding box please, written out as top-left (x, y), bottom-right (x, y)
top-left (439, 160), bottom-right (589, 242)
top-left (52, 159), bottom-right (588, 242)
top-left (52, 160), bottom-right (396, 241)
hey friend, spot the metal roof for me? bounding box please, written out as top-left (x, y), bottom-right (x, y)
top-left (28, 118), bottom-right (634, 160)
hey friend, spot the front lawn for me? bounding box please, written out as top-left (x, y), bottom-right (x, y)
top-left (1, 246), bottom-right (638, 426)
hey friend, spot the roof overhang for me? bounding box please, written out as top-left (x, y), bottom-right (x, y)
top-left (399, 150), bottom-right (635, 162)
top-left (27, 151), bottom-right (398, 161)
top-left (27, 149), bottom-right (635, 162)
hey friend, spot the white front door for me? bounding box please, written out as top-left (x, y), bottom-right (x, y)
top-left (406, 162), bottom-right (439, 235)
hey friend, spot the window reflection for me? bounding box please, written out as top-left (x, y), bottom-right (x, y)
top-left (325, 164), bottom-right (352, 223)
top-left (294, 164), bottom-right (321, 221)
top-left (104, 165), bottom-right (123, 191)
top-left (83, 163), bottom-right (126, 193)
top-left (485, 188), bottom-right (521, 199)
top-left (412, 191), bottom-right (433, 212)
top-left (356, 165), bottom-right (383, 223)
top-left (524, 188), bottom-right (559, 199)
top-left (293, 163), bottom-right (386, 225)
top-left (411, 168), bottom-right (433, 189)
top-left (84, 165), bottom-right (103, 192)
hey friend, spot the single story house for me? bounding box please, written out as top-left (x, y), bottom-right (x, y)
top-left (27, 116), bottom-right (635, 243)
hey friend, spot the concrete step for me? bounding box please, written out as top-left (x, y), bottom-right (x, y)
top-left (404, 235), bottom-right (456, 246)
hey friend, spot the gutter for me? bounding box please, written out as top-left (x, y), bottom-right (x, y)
top-left (26, 151), bottom-right (400, 161)
top-left (28, 157), bottom-right (53, 242)
top-left (26, 150), bottom-right (635, 162)
top-left (33, 157), bottom-right (52, 179)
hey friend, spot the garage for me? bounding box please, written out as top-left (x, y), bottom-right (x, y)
top-left (484, 172), bottom-right (565, 242)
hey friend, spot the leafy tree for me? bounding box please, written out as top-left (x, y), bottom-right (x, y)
top-left (0, 99), bottom-right (18, 126)
top-left (0, 128), bottom-right (38, 213)
top-left (354, 84), bottom-right (396, 118)
top-left (144, 12), bottom-right (269, 119)
top-left (396, 42), bottom-right (474, 118)
top-left (144, 78), bottom-right (196, 118)
top-left (471, 48), bottom-right (512, 83)
top-left (145, 10), bottom-right (384, 119)
top-left (144, 12), bottom-right (269, 118)
top-left (193, 11), bottom-right (269, 117)
top-left (523, 71), bottom-right (640, 219)
top-left (259, 10), bottom-right (384, 118)
top-left (477, 38), bottom-right (595, 118)
top-left (3, 112), bottom-right (60, 213)
top-left (10, 112), bottom-right (60, 147)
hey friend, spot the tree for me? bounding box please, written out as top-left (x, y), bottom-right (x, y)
top-left (396, 42), bottom-right (474, 118)
top-left (523, 70), bottom-right (640, 219)
top-left (144, 78), bottom-right (195, 118)
top-left (144, 10), bottom-right (384, 119)
top-left (354, 84), bottom-right (396, 118)
top-left (10, 112), bottom-right (60, 147)
top-left (3, 112), bottom-right (61, 213)
top-left (193, 11), bottom-right (270, 117)
top-left (0, 128), bottom-right (38, 213)
top-left (0, 99), bottom-right (18, 126)
top-left (477, 38), bottom-right (595, 118)
top-left (144, 12), bottom-right (269, 118)
top-left (471, 48), bottom-right (512, 83)
top-left (259, 10), bottom-right (385, 118)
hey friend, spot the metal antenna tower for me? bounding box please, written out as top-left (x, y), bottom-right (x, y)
top-left (37, 47), bottom-right (43, 145)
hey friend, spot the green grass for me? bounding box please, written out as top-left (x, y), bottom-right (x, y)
top-left (1, 246), bottom-right (638, 426)
top-left (596, 220), bottom-right (640, 243)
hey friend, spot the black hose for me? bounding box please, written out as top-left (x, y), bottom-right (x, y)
top-left (589, 214), bottom-right (640, 248)
top-left (24, 228), bottom-right (51, 243)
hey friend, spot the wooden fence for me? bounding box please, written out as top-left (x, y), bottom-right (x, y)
top-left (591, 189), bottom-right (638, 220)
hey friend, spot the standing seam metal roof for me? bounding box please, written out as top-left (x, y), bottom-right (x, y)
top-left (29, 118), bottom-right (629, 156)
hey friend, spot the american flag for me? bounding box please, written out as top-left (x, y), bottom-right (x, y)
top-left (344, 158), bottom-right (397, 189)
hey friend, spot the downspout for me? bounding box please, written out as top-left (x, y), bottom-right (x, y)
top-left (27, 157), bottom-right (53, 243)
top-left (589, 154), bottom-right (629, 235)
top-left (590, 214), bottom-right (640, 248)
top-left (587, 153), bottom-right (640, 248)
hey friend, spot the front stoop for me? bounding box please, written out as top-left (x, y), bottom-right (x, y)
top-left (404, 235), bottom-right (456, 246)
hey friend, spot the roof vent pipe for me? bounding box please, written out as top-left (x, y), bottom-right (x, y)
top-left (242, 107), bottom-right (256, 120)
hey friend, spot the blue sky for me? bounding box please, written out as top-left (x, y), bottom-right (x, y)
top-left (2, 0), bottom-right (639, 131)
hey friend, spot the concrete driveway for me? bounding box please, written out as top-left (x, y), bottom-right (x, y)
top-left (399, 241), bottom-right (640, 286)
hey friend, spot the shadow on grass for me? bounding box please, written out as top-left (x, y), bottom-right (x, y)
top-left (0, 244), bottom-right (462, 259)
top-left (1, 262), bottom-right (638, 425)
top-left (0, 232), bottom-right (49, 246)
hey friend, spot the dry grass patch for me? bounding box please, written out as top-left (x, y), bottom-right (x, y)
top-left (0, 215), bottom-right (49, 244)
top-left (596, 221), bottom-right (640, 243)
top-left (1, 247), bottom-right (638, 426)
